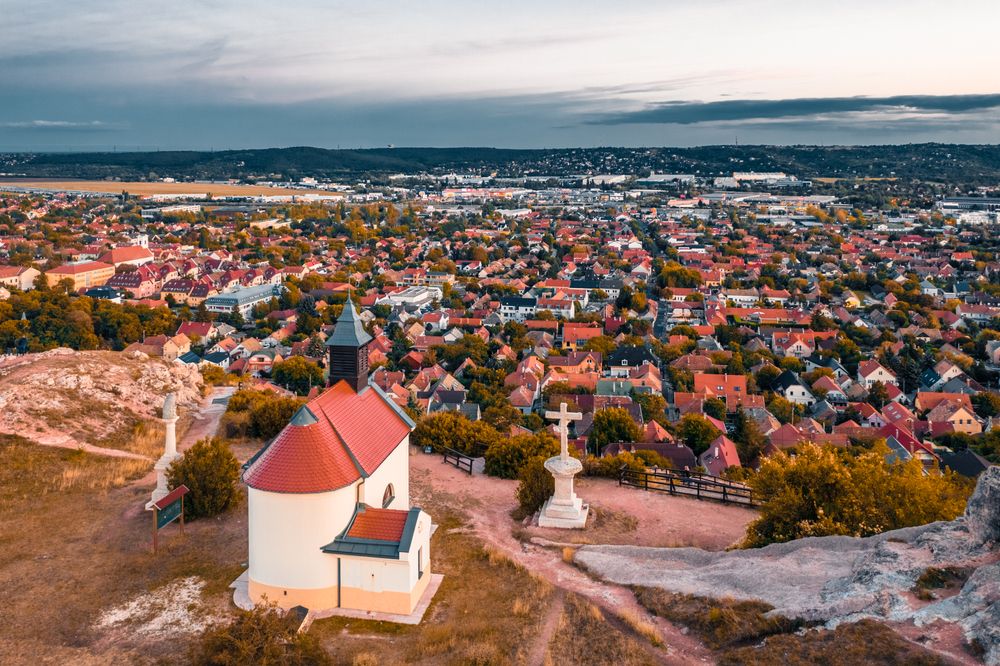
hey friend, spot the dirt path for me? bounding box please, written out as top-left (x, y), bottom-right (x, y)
top-left (177, 386), bottom-right (236, 452)
top-left (21, 434), bottom-right (154, 460)
top-left (411, 454), bottom-right (723, 664)
top-left (526, 589), bottom-right (564, 666)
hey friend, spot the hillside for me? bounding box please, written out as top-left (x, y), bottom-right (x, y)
top-left (0, 349), bottom-right (203, 458)
top-left (7, 144), bottom-right (1000, 184)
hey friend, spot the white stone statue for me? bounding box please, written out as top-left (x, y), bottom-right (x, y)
top-left (538, 402), bottom-right (588, 528)
top-left (146, 392), bottom-right (180, 509)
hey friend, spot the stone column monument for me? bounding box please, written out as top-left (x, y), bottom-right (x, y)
top-left (538, 402), bottom-right (588, 528)
top-left (146, 392), bottom-right (180, 510)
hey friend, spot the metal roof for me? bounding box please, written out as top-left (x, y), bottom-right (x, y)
top-left (325, 300), bottom-right (373, 347)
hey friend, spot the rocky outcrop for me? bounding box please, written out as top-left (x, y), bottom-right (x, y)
top-left (576, 467), bottom-right (1000, 664)
top-left (0, 348), bottom-right (203, 453)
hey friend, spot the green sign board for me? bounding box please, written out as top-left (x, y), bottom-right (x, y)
top-left (156, 498), bottom-right (183, 530)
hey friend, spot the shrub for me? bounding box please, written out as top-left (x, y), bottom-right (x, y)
top-left (582, 452), bottom-right (646, 478)
top-left (166, 437), bottom-right (241, 519)
top-left (248, 395), bottom-right (305, 439)
top-left (227, 389), bottom-right (307, 440)
top-left (411, 411), bottom-right (502, 457)
top-left (485, 432), bottom-right (559, 479)
top-left (515, 456), bottom-right (554, 515)
top-left (200, 364), bottom-right (237, 387)
top-left (743, 442), bottom-right (973, 548)
top-left (190, 603), bottom-right (330, 665)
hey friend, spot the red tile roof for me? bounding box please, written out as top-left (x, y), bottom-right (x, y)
top-left (346, 507), bottom-right (409, 542)
top-left (243, 380), bottom-right (411, 493)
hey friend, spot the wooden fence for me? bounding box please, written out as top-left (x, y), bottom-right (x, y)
top-left (442, 447), bottom-right (475, 475)
top-left (619, 466), bottom-right (757, 506)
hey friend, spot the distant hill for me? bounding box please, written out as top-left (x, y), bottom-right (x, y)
top-left (8, 144), bottom-right (1000, 184)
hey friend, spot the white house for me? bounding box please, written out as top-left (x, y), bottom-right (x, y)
top-left (857, 360), bottom-right (899, 390)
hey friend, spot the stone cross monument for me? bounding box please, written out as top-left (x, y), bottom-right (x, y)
top-left (538, 402), bottom-right (588, 528)
top-left (146, 392), bottom-right (180, 510)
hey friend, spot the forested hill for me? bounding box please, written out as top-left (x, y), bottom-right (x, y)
top-left (7, 144), bottom-right (1000, 184)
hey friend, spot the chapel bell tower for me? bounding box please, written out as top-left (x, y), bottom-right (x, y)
top-left (325, 297), bottom-right (372, 391)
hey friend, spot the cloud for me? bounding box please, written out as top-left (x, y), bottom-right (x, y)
top-left (0, 119), bottom-right (120, 131)
top-left (587, 93), bottom-right (1000, 125)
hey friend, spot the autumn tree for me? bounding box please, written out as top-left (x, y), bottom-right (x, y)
top-left (272, 356), bottom-right (324, 396)
top-left (587, 407), bottom-right (642, 455)
top-left (743, 442), bottom-right (972, 548)
top-left (678, 413), bottom-right (722, 456)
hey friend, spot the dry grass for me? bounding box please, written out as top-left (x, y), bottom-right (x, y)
top-left (619, 610), bottom-right (663, 647)
top-left (309, 509), bottom-right (553, 665)
top-left (717, 619), bottom-right (949, 666)
top-left (0, 435), bottom-right (152, 513)
top-left (633, 587), bottom-right (800, 649)
top-left (0, 179), bottom-right (330, 197)
top-left (0, 434), bottom-right (248, 664)
top-left (546, 594), bottom-right (658, 666)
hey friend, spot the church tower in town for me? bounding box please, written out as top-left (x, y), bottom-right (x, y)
top-left (325, 298), bottom-right (371, 391)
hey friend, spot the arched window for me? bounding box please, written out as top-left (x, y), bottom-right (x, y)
top-left (382, 484), bottom-right (395, 508)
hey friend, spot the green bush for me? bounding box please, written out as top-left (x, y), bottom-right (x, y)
top-left (516, 456), bottom-right (554, 515)
top-left (166, 437), bottom-right (241, 519)
top-left (190, 602), bottom-right (330, 665)
top-left (485, 432), bottom-right (560, 479)
top-left (248, 396), bottom-right (305, 439)
top-left (411, 411), bottom-right (502, 457)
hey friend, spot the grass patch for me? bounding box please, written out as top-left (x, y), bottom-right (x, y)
top-left (633, 587), bottom-right (801, 649)
top-left (618, 609), bottom-right (663, 647)
top-left (717, 619), bottom-right (951, 665)
top-left (912, 566), bottom-right (972, 601)
top-left (547, 594), bottom-right (658, 666)
top-left (0, 433), bottom-right (248, 663)
top-left (0, 435), bottom-right (152, 513)
top-left (310, 509), bottom-right (553, 665)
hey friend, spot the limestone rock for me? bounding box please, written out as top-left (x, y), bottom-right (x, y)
top-left (576, 467), bottom-right (1000, 664)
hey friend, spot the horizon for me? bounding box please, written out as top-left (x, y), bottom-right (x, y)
top-left (6, 140), bottom-right (1000, 157)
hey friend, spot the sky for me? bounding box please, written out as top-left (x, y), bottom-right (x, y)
top-left (2, 0), bottom-right (999, 151)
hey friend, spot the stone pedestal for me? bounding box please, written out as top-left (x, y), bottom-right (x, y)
top-left (146, 398), bottom-right (179, 510)
top-left (538, 455), bottom-right (589, 529)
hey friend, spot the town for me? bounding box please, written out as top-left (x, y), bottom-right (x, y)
top-left (1, 158), bottom-right (999, 665)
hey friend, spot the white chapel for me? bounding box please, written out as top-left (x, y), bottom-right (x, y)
top-left (241, 301), bottom-right (432, 615)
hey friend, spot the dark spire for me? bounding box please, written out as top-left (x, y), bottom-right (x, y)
top-left (326, 298), bottom-right (371, 391)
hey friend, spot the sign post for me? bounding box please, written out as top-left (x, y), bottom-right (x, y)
top-left (151, 485), bottom-right (189, 554)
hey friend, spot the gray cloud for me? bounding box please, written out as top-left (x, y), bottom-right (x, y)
top-left (0, 119), bottom-right (120, 131)
top-left (588, 94), bottom-right (1000, 125)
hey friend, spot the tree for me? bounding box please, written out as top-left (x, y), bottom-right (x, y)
top-left (582, 335), bottom-right (616, 355)
top-left (972, 391), bottom-right (1000, 418)
top-left (766, 395), bottom-right (795, 424)
top-left (678, 413), bottom-right (722, 455)
top-left (587, 407), bottom-right (642, 455)
top-left (272, 356), bottom-right (324, 396)
top-left (703, 397), bottom-right (727, 421)
top-left (411, 411), bottom-right (502, 457)
top-left (483, 403), bottom-right (523, 431)
top-left (743, 442), bottom-right (972, 548)
top-left (166, 438), bottom-right (241, 520)
top-left (190, 602), bottom-right (330, 666)
top-left (867, 381), bottom-right (890, 409)
top-left (485, 432), bottom-right (560, 478)
top-left (731, 407), bottom-right (766, 465)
